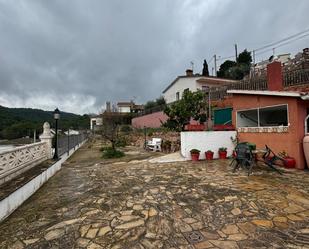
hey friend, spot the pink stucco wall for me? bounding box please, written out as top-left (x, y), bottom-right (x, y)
top-left (132, 111), bottom-right (168, 128)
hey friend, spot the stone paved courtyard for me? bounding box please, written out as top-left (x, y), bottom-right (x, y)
top-left (0, 141), bottom-right (309, 249)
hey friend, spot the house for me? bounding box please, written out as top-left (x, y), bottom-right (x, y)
top-left (117, 102), bottom-right (144, 113)
top-left (162, 69), bottom-right (239, 104)
top-left (64, 129), bottom-right (80, 135)
top-left (90, 116), bottom-right (103, 130)
top-left (228, 62), bottom-right (309, 170)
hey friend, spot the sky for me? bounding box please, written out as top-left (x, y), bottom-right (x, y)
top-left (0, 0), bottom-right (308, 114)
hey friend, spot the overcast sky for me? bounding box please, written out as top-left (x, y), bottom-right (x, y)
top-left (0, 0), bottom-right (308, 114)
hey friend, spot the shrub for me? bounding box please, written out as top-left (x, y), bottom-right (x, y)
top-left (120, 125), bottom-right (132, 133)
top-left (115, 136), bottom-right (127, 147)
top-left (206, 150), bottom-right (213, 153)
top-left (102, 147), bottom-right (125, 159)
top-left (219, 147), bottom-right (227, 152)
top-left (190, 149), bottom-right (200, 154)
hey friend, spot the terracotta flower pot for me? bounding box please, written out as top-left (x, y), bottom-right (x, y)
top-left (205, 151), bottom-right (214, 160)
top-left (191, 153), bottom-right (200, 161)
top-left (218, 151), bottom-right (227, 159)
top-left (284, 157), bottom-right (296, 168)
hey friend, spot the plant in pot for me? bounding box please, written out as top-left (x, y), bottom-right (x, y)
top-left (205, 150), bottom-right (214, 160)
top-left (190, 149), bottom-right (200, 161)
top-left (218, 147), bottom-right (227, 159)
top-left (278, 151), bottom-right (296, 168)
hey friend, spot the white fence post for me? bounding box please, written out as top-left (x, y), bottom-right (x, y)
top-left (39, 122), bottom-right (54, 159)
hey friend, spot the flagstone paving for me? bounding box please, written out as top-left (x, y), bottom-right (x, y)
top-left (0, 141), bottom-right (309, 249)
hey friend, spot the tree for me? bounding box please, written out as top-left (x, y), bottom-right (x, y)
top-left (100, 113), bottom-right (126, 149)
top-left (217, 49), bottom-right (252, 80)
top-left (202, 59), bottom-right (209, 76)
top-left (163, 90), bottom-right (207, 131)
top-left (144, 96), bottom-right (166, 111)
top-left (237, 49), bottom-right (252, 65)
top-left (217, 60), bottom-right (237, 78)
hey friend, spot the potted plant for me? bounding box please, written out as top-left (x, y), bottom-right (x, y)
top-left (190, 149), bottom-right (200, 161)
top-left (218, 147), bottom-right (227, 159)
top-left (279, 151), bottom-right (296, 168)
top-left (205, 150), bottom-right (214, 160)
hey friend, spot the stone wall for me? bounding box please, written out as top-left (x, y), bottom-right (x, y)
top-left (128, 131), bottom-right (180, 152)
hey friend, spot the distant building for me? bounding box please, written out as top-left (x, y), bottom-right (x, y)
top-left (116, 101), bottom-right (144, 113)
top-left (162, 69), bottom-right (239, 104)
top-left (252, 48), bottom-right (309, 77)
top-left (90, 116), bottom-right (103, 130)
top-left (64, 129), bottom-right (80, 135)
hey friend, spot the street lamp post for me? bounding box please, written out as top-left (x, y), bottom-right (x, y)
top-left (67, 128), bottom-right (70, 156)
top-left (53, 108), bottom-right (60, 160)
top-left (144, 126), bottom-right (147, 149)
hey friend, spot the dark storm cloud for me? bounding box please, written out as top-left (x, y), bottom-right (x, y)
top-left (0, 0), bottom-right (308, 114)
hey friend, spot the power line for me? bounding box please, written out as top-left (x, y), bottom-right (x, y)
top-left (216, 27), bottom-right (309, 62)
top-left (254, 28), bottom-right (309, 52)
top-left (255, 33), bottom-right (309, 57)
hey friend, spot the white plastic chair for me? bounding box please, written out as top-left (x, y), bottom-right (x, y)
top-left (147, 138), bottom-right (162, 152)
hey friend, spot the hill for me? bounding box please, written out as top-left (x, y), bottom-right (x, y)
top-left (0, 106), bottom-right (90, 139)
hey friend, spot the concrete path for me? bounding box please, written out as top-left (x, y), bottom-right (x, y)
top-left (0, 140), bottom-right (309, 249)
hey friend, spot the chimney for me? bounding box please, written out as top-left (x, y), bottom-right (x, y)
top-left (267, 61), bottom-right (283, 91)
top-left (106, 101), bottom-right (111, 112)
top-left (186, 69), bottom-right (193, 76)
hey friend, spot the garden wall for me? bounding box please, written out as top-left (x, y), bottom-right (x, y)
top-left (132, 111), bottom-right (168, 128)
top-left (181, 131), bottom-right (236, 160)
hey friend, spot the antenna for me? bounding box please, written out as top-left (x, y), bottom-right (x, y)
top-left (190, 61), bottom-right (194, 71)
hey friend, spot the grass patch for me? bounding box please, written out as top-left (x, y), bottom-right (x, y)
top-left (102, 147), bottom-right (125, 159)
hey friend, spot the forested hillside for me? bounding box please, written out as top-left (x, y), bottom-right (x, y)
top-left (0, 106), bottom-right (90, 139)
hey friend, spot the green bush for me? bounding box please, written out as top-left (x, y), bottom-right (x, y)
top-left (115, 136), bottom-right (127, 147)
top-left (102, 147), bottom-right (125, 159)
top-left (120, 125), bottom-right (132, 133)
top-left (99, 146), bottom-right (109, 152)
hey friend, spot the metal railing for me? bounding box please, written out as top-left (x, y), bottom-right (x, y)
top-left (283, 69), bottom-right (309, 87)
top-left (57, 133), bottom-right (87, 156)
top-left (208, 77), bottom-right (268, 101)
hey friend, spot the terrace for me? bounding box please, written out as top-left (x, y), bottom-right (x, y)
top-left (0, 139), bottom-right (308, 248)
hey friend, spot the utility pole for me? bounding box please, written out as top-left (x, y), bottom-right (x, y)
top-left (214, 55), bottom-right (217, 77)
top-left (235, 44), bottom-right (238, 61)
top-left (252, 50), bottom-right (256, 79)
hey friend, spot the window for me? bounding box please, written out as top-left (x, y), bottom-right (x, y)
top-left (237, 109), bottom-right (258, 127)
top-left (237, 104), bottom-right (288, 128)
top-left (176, 92), bottom-right (180, 101)
top-left (259, 105), bottom-right (288, 127)
top-left (184, 88), bottom-right (189, 94)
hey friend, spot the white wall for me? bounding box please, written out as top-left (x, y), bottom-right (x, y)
top-left (0, 140), bottom-right (87, 222)
top-left (181, 131), bottom-right (237, 160)
top-left (118, 106), bottom-right (131, 113)
top-left (163, 77), bottom-right (202, 104)
top-left (90, 117), bottom-right (102, 130)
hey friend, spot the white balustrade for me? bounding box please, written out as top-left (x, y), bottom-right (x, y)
top-left (0, 122), bottom-right (53, 185)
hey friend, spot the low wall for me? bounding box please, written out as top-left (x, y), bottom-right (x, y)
top-left (181, 131), bottom-right (236, 160)
top-left (132, 111), bottom-right (168, 128)
top-left (0, 141), bottom-right (48, 185)
top-left (0, 140), bottom-right (87, 222)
